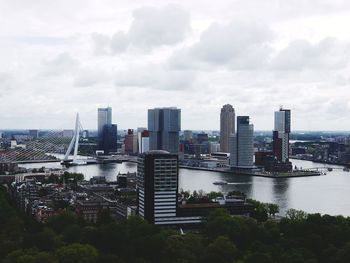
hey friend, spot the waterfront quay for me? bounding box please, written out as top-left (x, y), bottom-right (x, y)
top-left (179, 165), bottom-right (321, 178)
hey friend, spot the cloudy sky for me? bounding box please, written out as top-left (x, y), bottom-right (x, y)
top-left (1, 0), bottom-right (350, 131)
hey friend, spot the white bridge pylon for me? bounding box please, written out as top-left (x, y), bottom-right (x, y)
top-left (63, 113), bottom-right (83, 164)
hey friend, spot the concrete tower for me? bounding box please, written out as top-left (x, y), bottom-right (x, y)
top-left (220, 104), bottom-right (235, 153)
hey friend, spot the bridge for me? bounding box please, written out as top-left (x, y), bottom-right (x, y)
top-left (0, 113), bottom-right (96, 166)
top-left (60, 113), bottom-right (94, 166)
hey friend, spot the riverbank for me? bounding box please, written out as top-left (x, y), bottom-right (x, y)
top-left (179, 165), bottom-right (321, 178)
top-left (14, 159), bottom-right (60, 164)
top-left (290, 156), bottom-right (349, 167)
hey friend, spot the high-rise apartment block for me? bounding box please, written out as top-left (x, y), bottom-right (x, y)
top-left (148, 107), bottom-right (181, 154)
top-left (137, 151), bottom-right (253, 226)
top-left (137, 151), bottom-right (179, 225)
top-left (230, 116), bottom-right (254, 168)
top-left (273, 108), bottom-right (291, 163)
top-left (220, 104), bottom-right (235, 153)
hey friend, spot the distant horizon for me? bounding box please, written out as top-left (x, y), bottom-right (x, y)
top-left (1, 1), bottom-right (350, 129)
top-left (1, 128), bottom-right (350, 134)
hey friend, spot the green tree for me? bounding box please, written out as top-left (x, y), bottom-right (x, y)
top-left (267, 203), bottom-right (279, 217)
top-left (207, 191), bottom-right (224, 199)
top-left (4, 249), bottom-right (58, 263)
top-left (204, 236), bottom-right (238, 263)
top-left (286, 209), bottom-right (308, 222)
top-left (244, 252), bottom-right (272, 263)
top-left (96, 209), bottom-right (114, 226)
top-left (62, 224), bottom-right (82, 244)
top-left (46, 212), bottom-right (78, 234)
top-left (23, 227), bottom-right (60, 251)
top-left (55, 244), bottom-right (98, 263)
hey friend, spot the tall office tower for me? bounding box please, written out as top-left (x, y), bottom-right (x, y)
top-left (220, 104), bottom-right (235, 153)
top-left (148, 107), bottom-right (181, 154)
top-left (183, 130), bottom-right (193, 141)
top-left (230, 116), bottom-right (254, 168)
top-left (97, 107), bottom-right (112, 137)
top-left (273, 108), bottom-right (291, 162)
top-left (100, 124), bottom-right (118, 154)
top-left (137, 151), bottom-right (178, 225)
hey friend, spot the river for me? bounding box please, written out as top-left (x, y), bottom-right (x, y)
top-left (21, 159), bottom-right (350, 216)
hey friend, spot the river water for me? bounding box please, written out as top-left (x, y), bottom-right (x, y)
top-left (21, 159), bottom-right (350, 216)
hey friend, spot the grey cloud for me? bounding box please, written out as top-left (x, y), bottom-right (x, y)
top-left (270, 38), bottom-right (350, 70)
top-left (42, 53), bottom-right (79, 76)
top-left (115, 66), bottom-right (195, 90)
top-left (91, 33), bottom-right (111, 55)
top-left (110, 31), bottom-right (129, 53)
top-left (168, 21), bottom-right (273, 70)
top-left (73, 68), bottom-right (110, 87)
top-left (0, 72), bottom-right (13, 93)
top-left (91, 4), bottom-right (190, 55)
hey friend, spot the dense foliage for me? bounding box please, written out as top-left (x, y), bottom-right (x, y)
top-left (1, 186), bottom-right (350, 263)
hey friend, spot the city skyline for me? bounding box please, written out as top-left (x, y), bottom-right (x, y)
top-left (1, 0), bottom-right (350, 130)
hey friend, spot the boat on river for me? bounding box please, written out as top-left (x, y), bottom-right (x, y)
top-left (213, 181), bottom-right (228, 185)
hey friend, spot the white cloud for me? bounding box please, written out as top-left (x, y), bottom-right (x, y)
top-left (91, 4), bottom-right (190, 55)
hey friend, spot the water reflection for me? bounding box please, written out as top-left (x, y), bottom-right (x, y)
top-left (20, 159), bottom-right (350, 216)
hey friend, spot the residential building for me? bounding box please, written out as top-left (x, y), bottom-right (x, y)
top-left (273, 108), bottom-right (291, 162)
top-left (137, 150), bottom-right (253, 226)
top-left (137, 150), bottom-right (178, 225)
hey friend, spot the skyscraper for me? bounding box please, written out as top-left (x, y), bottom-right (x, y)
top-left (100, 124), bottom-right (118, 154)
top-left (98, 107), bottom-right (117, 153)
top-left (230, 116), bottom-right (254, 168)
top-left (148, 107), bottom-right (181, 154)
top-left (97, 107), bottom-right (112, 137)
top-left (273, 108), bottom-right (291, 163)
top-left (137, 150), bottom-right (178, 225)
top-left (220, 104), bottom-right (235, 153)
top-left (125, 129), bottom-right (138, 154)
